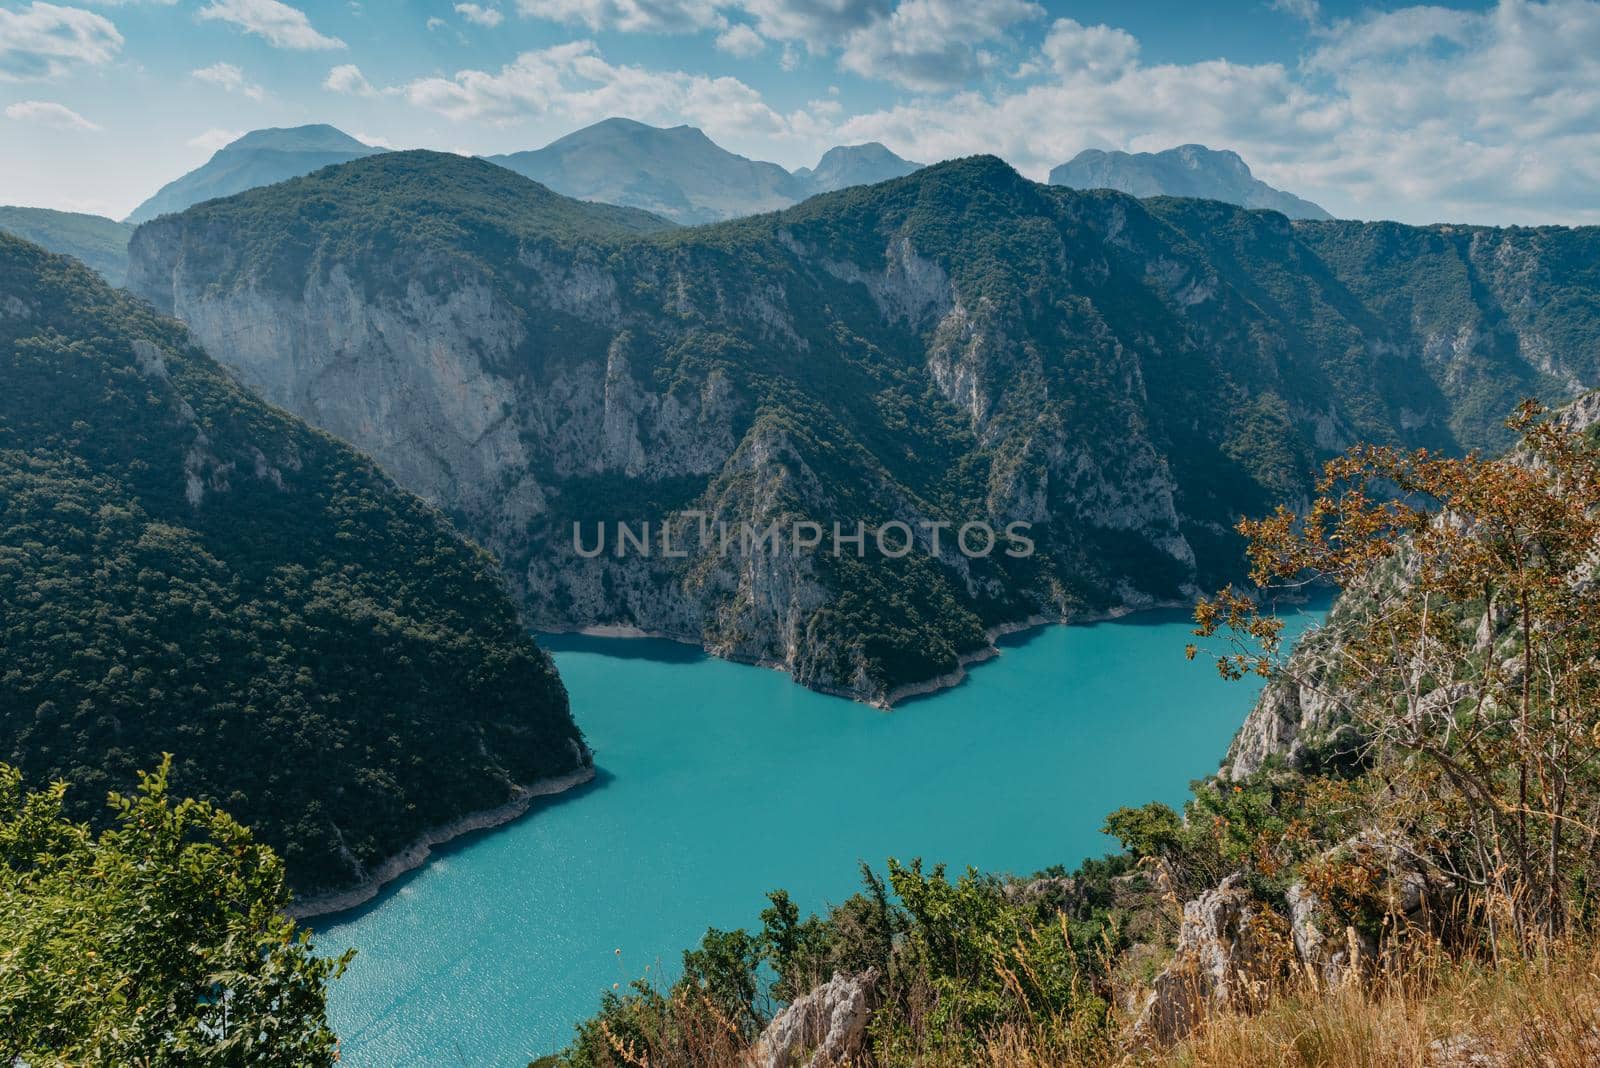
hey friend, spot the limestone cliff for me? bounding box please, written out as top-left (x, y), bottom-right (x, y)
top-left (126, 152), bottom-right (1600, 702)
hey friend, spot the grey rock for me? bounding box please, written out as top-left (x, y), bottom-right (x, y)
top-left (749, 968), bottom-right (880, 1068)
top-left (1286, 831), bottom-right (1455, 988)
top-left (1132, 874), bottom-right (1279, 1045)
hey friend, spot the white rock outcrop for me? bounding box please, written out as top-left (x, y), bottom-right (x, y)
top-left (749, 969), bottom-right (880, 1068)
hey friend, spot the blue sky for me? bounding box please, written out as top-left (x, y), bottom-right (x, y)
top-left (2, 0), bottom-right (1596, 225)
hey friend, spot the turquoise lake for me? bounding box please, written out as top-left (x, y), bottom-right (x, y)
top-left (314, 603), bottom-right (1325, 1067)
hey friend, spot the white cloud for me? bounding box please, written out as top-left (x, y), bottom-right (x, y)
top-left (1271, 0), bottom-right (1321, 23)
top-left (1038, 18), bottom-right (1138, 81)
top-left (0, 2), bottom-right (123, 80)
top-left (191, 60), bottom-right (265, 99)
top-left (1305, 5), bottom-right (1476, 73)
top-left (401, 40), bottom-right (788, 143)
top-left (827, 0), bottom-right (1600, 225)
top-left (347, 0), bottom-right (1600, 225)
top-left (187, 126), bottom-right (243, 151)
top-left (351, 130), bottom-right (396, 148)
top-left (197, 0), bottom-right (345, 50)
top-left (516, 0), bottom-right (723, 33)
top-left (737, 0), bottom-right (892, 47)
top-left (836, 0), bottom-right (1041, 90)
top-left (520, 0), bottom-right (1041, 90)
top-left (323, 62), bottom-right (376, 96)
top-left (714, 22), bottom-right (763, 56)
top-left (454, 3), bottom-right (503, 27)
top-left (5, 99), bottom-right (100, 130)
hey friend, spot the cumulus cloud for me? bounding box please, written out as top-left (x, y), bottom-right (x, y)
top-left (827, 0), bottom-right (1600, 225)
top-left (5, 99), bottom-right (100, 130)
top-left (1305, 5), bottom-right (1476, 72)
top-left (323, 62), bottom-right (376, 96)
top-left (835, 0), bottom-right (1040, 90)
top-left (1271, 0), bottom-right (1321, 23)
top-left (736, 0), bottom-right (892, 46)
top-left (506, 0), bottom-right (1040, 91)
top-left (516, 0), bottom-right (723, 33)
top-left (1038, 17), bottom-right (1138, 81)
top-left (0, 2), bottom-right (123, 80)
top-left (401, 40), bottom-right (788, 143)
top-left (714, 22), bottom-right (763, 56)
top-left (454, 3), bottom-right (503, 26)
top-left (197, 0), bottom-right (345, 50)
top-left (192, 60), bottom-right (265, 99)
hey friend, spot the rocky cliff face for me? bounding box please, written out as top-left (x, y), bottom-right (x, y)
top-left (126, 152), bottom-right (1600, 702)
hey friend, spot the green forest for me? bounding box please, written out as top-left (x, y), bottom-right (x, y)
top-left (0, 233), bottom-right (588, 895)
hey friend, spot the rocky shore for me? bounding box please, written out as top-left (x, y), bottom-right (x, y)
top-left (287, 765), bottom-right (598, 920)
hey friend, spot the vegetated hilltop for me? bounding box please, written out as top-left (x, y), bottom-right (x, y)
top-left (127, 150), bottom-right (1600, 703)
top-left (0, 232), bottom-right (589, 897)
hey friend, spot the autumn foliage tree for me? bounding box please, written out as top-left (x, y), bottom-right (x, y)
top-left (1193, 400), bottom-right (1600, 946)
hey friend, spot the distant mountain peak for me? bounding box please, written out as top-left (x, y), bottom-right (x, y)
top-left (489, 118), bottom-right (929, 223)
top-left (488, 118), bottom-right (798, 226)
top-left (224, 124), bottom-right (375, 154)
top-left (796, 142), bottom-right (923, 196)
top-left (125, 124), bottom-right (384, 225)
top-left (1049, 144), bottom-right (1331, 221)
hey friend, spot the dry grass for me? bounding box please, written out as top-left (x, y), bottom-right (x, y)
top-left (827, 933), bottom-right (1600, 1068)
top-left (1156, 935), bottom-right (1600, 1068)
top-left (579, 917), bottom-right (1600, 1067)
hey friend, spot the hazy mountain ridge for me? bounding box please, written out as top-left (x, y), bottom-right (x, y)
top-left (490, 118), bottom-right (923, 224)
top-left (0, 206), bottom-right (132, 285)
top-left (1052, 145), bottom-right (1332, 220)
top-left (125, 151), bottom-right (1600, 701)
top-left (1, 230), bottom-right (589, 895)
top-left (793, 142), bottom-right (924, 196)
top-left (125, 124), bottom-right (384, 225)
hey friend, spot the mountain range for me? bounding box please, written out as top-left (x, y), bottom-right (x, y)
top-left (0, 230), bottom-right (589, 897)
top-left (4, 122), bottom-right (1340, 291)
top-left (125, 150), bottom-right (1600, 703)
top-left (1050, 145), bottom-right (1332, 220)
top-left (488, 117), bottom-right (922, 224)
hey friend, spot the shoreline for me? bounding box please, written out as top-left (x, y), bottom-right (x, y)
top-left (542, 598), bottom-right (1199, 710)
top-left (287, 765), bottom-right (597, 921)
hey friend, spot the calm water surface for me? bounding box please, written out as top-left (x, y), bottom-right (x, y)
top-left (315, 603), bottom-right (1325, 1066)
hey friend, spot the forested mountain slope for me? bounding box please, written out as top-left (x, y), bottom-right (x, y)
top-left (0, 233), bottom-right (589, 896)
top-left (0, 206), bottom-right (132, 285)
top-left (126, 152), bottom-right (1600, 703)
